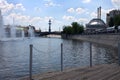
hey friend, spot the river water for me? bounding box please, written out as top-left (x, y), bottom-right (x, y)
top-left (0, 37), bottom-right (118, 80)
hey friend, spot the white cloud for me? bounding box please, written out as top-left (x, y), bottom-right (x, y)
top-left (0, 0), bottom-right (14, 14)
top-left (76, 8), bottom-right (85, 14)
top-left (111, 0), bottom-right (120, 8)
top-left (15, 3), bottom-right (26, 11)
top-left (62, 15), bottom-right (89, 26)
top-left (44, 1), bottom-right (61, 7)
top-left (4, 13), bottom-right (44, 29)
top-left (67, 8), bottom-right (75, 13)
top-left (67, 7), bottom-right (85, 14)
top-left (5, 13), bottom-right (30, 25)
top-left (71, 18), bottom-right (89, 25)
top-left (90, 12), bottom-right (97, 18)
top-left (4, 12), bottom-right (56, 30)
top-left (82, 0), bottom-right (91, 3)
top-left (30, 17), bottom-right (42, 23)
top-left (44, 16), bottom-right (54, 22)
top-left (62, 15), bottom-right (75, 21)
top-left (0, 0), bottom-right (25, 14)
top-left (62, 15), bottom-right (88, 24)
top-left (78, 18), bottom-right (89, 23)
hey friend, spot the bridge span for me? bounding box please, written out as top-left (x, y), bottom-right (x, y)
top-left (35, 32), bottom-right (61, 36)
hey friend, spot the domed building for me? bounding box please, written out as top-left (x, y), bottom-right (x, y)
top-left (86, 18), bottom-right (106, 33)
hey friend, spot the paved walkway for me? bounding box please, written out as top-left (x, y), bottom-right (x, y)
top-left (20, 63), bottom-right (120, 80)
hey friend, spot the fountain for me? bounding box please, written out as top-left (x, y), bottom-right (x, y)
top-left (28, 25), bottom-right (35, 37)
top-left (11, 24), bottom-right (16, 38)
top-left (22, 29), bottom-right (25, 38)
top-left (0, 10), bottom-right (5, 40)
top-left (0, 9), bottom-right (35, 41)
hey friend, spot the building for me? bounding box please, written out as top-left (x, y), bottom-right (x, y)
top-left (106, 10), bottom-right (120, 26)
top-left (85, 7), bottom-right (106, 33)
top-left (86, 18), bottom-right (106, 33)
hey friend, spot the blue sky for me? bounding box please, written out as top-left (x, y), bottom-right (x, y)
top-left (0, 0), bottom-right (120, 31)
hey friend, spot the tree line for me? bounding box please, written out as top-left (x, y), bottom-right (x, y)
top-left (62, 22), bottom-right (84, 34)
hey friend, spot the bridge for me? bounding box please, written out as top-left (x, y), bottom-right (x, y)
top-left (35, 31), bottom-right (61, 36)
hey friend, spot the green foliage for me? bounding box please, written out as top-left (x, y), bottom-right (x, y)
top-left (108, 17), bottom-right (114, 27)
top-left (114, 15), bottom-right (120, 26)
top-left (108, 14), bottom-right (120, 27)
top-left (62, 22), bottom-right (84, 34)
top-left (63, 26), bottom-right (73, 34)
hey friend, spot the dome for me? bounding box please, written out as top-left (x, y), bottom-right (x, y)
top-left (86, 18), bottom-right (106, 29)
top-left (88, 18), bottom-right (106, 26)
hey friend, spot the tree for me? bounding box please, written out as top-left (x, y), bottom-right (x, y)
top-left (77, 25), bottom-right (84, 33)
top-left (62, 22), bottom-right (84, 34)
top-left (71, 22), bottom-right (79, 34)
top-left (108, 17), bottom-right (114, 27)
top-left (114, 15), bottom-right (120, 27)
top-left (108, 15), bottom-right (120, 27)
top-left (66, 26), bottom-right (73, 34)
top-left (71, 22), bottom-right (84, 34)
top-left (63, 26), bottom-right (72, 34)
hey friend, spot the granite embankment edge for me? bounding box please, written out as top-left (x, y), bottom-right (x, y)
top-left (62, 34), bottom-right (120, 48)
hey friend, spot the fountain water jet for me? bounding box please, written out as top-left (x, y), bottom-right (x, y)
top-left (0, 10), bottom-right (5, 40)
top-left (0, 10), bottom-right (35, 41)
top-left (11, 24), bottom-right (16, 38)
top-left (22, 29), bottom-right (25, 38)
top-left (28, 25), bottom-right (35, 37)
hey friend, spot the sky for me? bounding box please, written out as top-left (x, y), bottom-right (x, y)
top-left (0, 0), bottom-right (120, 31)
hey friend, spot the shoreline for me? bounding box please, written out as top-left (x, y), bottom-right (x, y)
top-left (62, 34), bottom-right (120, 48)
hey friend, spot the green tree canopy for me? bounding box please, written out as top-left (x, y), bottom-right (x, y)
top-left (62, 22), bottom-right (84, 34)
top-left (114, 15), bottom-right (120, 27)
top-left (108, 14), bottom-right (120, 27)
top-left (63, 26), bottom-right (73, 34)
top-left (108, 17), bottom-right (114, 27)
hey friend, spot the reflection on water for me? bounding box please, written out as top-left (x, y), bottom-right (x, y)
top-left (63, 40), bottom-right (90, 68)
top-left (0, 38), bottom-right (118, 80)
top-left (92, 44), bottom-right (117, 64)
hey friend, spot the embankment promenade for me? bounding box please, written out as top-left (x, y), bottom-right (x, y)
top-left (20, 63), bottom-right (120, 80)
top-left (62, 34), bottom-right (120, 48)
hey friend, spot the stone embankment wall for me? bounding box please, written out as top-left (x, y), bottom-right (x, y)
top-left (62, 34), bottom-right (120, 48)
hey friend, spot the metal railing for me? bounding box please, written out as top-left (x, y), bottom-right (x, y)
top-left (118, 43), bottom-right (120, 65)
top-left (29, 43), bottom-right (94, 80)
top-left (29, 43), bottom-right (64, 80)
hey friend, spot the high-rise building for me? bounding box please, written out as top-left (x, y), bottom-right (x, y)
top-left (106, 10), bottom-right (120, 26)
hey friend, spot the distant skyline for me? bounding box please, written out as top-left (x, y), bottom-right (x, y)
top-left (0, 0), bottom-right (120, 31)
